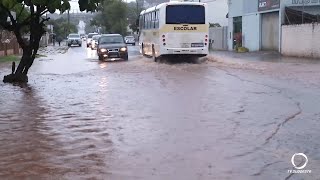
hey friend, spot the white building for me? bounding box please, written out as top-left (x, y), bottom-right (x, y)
top-left (227, 0), bottom-right (320, 52)
top-left (184, 0), bottom-right (228, 26)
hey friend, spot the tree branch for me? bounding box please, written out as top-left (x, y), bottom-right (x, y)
top-left (17, 4), bottom-right (25, 21)
top-left (40, 17), bottom-right (50, 24)
top-left (40, 9), bottom-right (49, 16)
top-left (0, 3), bottom-right (17, 26)
top-left (0, 21), bottom-right (13, 31)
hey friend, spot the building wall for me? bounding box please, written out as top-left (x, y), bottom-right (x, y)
top-left (205, 0), bottom-right (228, 26)
top-left (243, 0), bottom-right (258, 14)
top-left (227, 17), bottom-right (233, 51)
top-left (242, 13), bottom-right (260, 51)
top-left (228, 0), bottom-right (244, 17)
top-left (281, 24), bottom-right (320, 58)
top-left (280, 0), bottom-right (320, 23)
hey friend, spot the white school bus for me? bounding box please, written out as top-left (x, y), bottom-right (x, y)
top-left (138, 1), bottom-right (209, 61)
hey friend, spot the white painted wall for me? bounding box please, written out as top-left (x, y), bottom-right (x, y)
top-left (282, 24), bottom-right (320, 58)
top-left (205, 0), bottom-right (228, 26)
top-left (228, 0), bottom-right (244, 17)
top-left (227, 17), bottom-right (233, 51)
top-left (243, 0), bottom-right (258, 14)
top-left (242, 13), bottom-right (260, 51)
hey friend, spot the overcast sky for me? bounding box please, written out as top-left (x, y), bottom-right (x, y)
top-left (70, 0), bottom-right (228, 25)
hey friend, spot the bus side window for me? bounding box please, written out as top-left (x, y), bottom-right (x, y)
top-left (148, 13), bottom-right (151, 29)
top-left (150, 12), bottom-right (153, 29)
top-left (153, 11), bottom-right (156, 29)
top-left (150, 13), bottom-right (152, 29)
top-left (155, 10), bottom-right (159, 29)
top-left (144, 14), bottom-right (147, 29)
top-left (147, 13), bottom-right (150, 29)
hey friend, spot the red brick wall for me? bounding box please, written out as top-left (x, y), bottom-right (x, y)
top-left (0, 30), bottom-right (21, 57)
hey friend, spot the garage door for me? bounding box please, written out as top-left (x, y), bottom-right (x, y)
top-left (261, 11), bottom-right (279, 51)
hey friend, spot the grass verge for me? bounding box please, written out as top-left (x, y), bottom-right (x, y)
top-left (0, 55), bottom-right (20, 63)
top-left (35, 54), bottom-right (47, 58)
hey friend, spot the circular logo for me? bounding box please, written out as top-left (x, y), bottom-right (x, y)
top-left (291, 153), bottom-right (308, 170)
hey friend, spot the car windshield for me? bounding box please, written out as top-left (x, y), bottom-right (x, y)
top-left (88, 33), bottom-right (98, 38)
top-left (69, 34), bottom-right (80, 38)
top-left (92, 36), bottom-right (101, 40)
top-left (99, 36), bottom-right (124, 44)
top-left (126, 36), bottom-right (134, 40)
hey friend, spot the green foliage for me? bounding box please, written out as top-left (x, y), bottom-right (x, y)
top-left (48, 18), bottom-right (78, 40)
top-left (0, 0), bottom-right (104, 75)
top-left (91, 0), bottom-right (128, 35)
top-left (126, 1), bottom-right (144, 33)
top-left (237, 47), bottom-right (249, 53)
top-left (0, 55), bottom-right (19, 63)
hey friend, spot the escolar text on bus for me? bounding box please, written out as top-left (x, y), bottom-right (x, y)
top-left (174, 26), bottom-right (197, 31)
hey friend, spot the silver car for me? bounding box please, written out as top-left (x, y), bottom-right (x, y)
top-left (67, 34), bottom-right (82, 47)
top-left (91, 35), bottom-right (101, 50)
top-left (87, 33), bottom-right (99, 48)
top-left (125, 36), bottom-right (136, 46)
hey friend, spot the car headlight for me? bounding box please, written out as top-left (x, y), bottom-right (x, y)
top-left (100, 48), bottom-right (107, 52)
top-left (120, 47), bottom-right (127, 51)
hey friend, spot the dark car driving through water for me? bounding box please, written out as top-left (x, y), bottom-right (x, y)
top-left (97, 34), bottom-right (128, 61)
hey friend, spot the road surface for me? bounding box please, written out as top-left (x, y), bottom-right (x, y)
top-left (0, 43), bottom-right (320, 180)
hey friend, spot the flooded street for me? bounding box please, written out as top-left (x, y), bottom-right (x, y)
top-left (1, 43), bottom-right (320, 180)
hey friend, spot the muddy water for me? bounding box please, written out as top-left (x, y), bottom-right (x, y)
top-left (1, 45), bottom-right (320, 179)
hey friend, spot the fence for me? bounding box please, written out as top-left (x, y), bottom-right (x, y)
top-left (0, 30), bottom-right (21, 57)
top-left (281, 23), bottom-right (320, 58)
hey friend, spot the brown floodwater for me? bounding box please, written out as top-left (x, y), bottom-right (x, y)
top-left (1, 45), bottom-right (320, 180)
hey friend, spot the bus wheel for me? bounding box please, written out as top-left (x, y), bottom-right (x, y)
top-left (141, 44), bottom-right (146, 56)
top-left (152, 46), bottom-right (157, 62)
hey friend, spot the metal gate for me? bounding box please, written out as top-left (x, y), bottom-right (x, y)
top-left (261, 11), bottom-right (279, 51)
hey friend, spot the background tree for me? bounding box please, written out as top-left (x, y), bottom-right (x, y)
top-left (0, 0), bottom-right (103, 83)
top-left (48, 17), bottom-right (78, 40)
top-left (126, 1), bottom-right (144, 33)
top-left (90, 0), bottom-right (128, 35)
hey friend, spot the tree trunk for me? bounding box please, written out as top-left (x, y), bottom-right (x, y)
top-left (3, 17), bottom-right (44, 83)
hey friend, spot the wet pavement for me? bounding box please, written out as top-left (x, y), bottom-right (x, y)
top-left (1, 42), bottom-right (320, 180)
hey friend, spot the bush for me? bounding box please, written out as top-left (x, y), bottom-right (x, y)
top-left (237, 47), bottom-right (249, 53)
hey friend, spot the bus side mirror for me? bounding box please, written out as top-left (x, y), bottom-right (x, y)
top-left (136, 19), bottom-right (139, 26)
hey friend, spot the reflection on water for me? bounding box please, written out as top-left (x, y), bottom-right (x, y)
top-left (0, 78), bottom-right (114, 179)
top-left (87, 48), bottom-right (98, 59)
top-left (99, 62), bottom-right (107, 69)
top-left (99, 77), bottom-right (108, 89)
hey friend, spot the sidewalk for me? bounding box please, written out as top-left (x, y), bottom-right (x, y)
top-left (207, 50), bottom-right (320, 88)
top-left (208, 50), bottom-right (320, 65)
top-left (38, 42), bottom-right (69, 55)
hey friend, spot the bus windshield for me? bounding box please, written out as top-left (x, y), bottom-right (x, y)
top-left (166, 5), bottom-right (205, 24)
